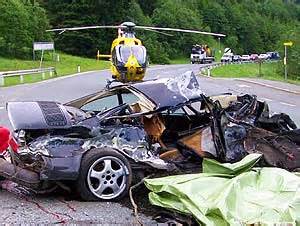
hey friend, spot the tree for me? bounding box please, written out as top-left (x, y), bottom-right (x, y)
top-left (152, 0), bottom-right (213, 57)
top-left (2, 0), bottom-right (299, 73)
top-left (0, 0), bottom-right (50, 58)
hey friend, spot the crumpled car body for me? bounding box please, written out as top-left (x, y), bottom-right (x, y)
top-left (2, 71), bottom-right (300, 201)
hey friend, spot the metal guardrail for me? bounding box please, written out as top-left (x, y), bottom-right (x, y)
top-left (0, 67), bottom-right (56, 86)
top-left (199, 60), bottom-right (277, 77)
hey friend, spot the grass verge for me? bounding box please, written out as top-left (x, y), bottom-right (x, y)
top-left (0, 52), bottom-right (110, 86)
top-left (211, 62), bottom-right (300, 85)
top-left (170, 57), bottom-right (190, 64)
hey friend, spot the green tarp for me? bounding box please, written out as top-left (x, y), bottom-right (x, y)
top-left (145, 154), bottom-right (300, 225)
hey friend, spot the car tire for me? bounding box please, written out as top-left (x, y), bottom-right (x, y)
top-left (76, 147), bottom-right (132, 201)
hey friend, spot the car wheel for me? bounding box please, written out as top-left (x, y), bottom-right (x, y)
top-left (76, 147), bottom-right (132, 201)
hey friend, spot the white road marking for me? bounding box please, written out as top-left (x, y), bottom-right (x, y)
top-left (259, 97), bottom-right (273, 102)
top-left (280, 102), bottom-right (296, 107)
top-left (237, 84), bottom-right (251, 88)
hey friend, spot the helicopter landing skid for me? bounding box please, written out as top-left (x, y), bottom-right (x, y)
top-left (105, 78), bottom-right (129, 88)
top-left (105, 78), bottom-right (142, 88)
top-left (105, 79), bottom-right (118, 88)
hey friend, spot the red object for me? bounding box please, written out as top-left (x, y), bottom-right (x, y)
top-left (0, 126), bottom-right (19, 153)
top-left (0, 127), bottom-right (10, 153)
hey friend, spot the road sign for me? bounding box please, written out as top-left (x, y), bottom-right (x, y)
top-left (33, 42), bottom-right (55, 65)
top-left (224, 48), bottom-right (232, 54)
top-left (284, 41), bottom-right (293, 46)
top-left (33, 42), bottom-right (54, 51)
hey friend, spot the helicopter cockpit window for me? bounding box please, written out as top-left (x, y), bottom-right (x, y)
top-left (131, 46), bottom-right (146, 64)
top-left (116, 46), bottom-right (131, 64)
top-left (116, 45), bottom-right (147, 65)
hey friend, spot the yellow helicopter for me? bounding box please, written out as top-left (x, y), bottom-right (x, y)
top-left (47, 22), bottom-right (225, 83)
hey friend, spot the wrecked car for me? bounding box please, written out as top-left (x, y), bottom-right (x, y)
top-left (1, 72), bottom-right (300, 201)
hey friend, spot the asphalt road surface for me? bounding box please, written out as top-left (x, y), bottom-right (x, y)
top-left (0, 64), bottom-right (299, 224)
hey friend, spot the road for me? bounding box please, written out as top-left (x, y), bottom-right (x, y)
top-left (0, 64), bottom-right (299, 224)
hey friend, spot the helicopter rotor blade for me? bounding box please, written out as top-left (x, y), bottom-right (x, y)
top-left (46, 25), bottom-right (125, 32)
top-left (46, 23), bottom-right (225, 37)
top-left (135, 26), bottom-right (226, 37)
top-left (142, 28), bottom-right (174, 36)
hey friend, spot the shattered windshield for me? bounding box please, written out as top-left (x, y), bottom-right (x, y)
top-left (132, 71), bottom-right (203, 110)
top-left (165, 71), bottom-right (202, 101)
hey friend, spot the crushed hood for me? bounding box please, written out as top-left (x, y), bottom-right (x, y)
top-left (7, 101), bottom-right (73, 130)
top-left (132, 71), bottom-right (203, 110)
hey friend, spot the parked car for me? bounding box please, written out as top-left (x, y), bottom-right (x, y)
top-left (1, 72), bottom-right (299, 201)
top-left (258, 54), bottom-right (269, 60)
top-left (267, 51), bottom-right (280, 60)
top-left (250, 54), bottom-right (259, 61)
top-left (221, 54), bottom-right (232, 63)
top-left (241, 55), bottom-right (250, 61)
top-left (232, 55), bottom-right (241, 62)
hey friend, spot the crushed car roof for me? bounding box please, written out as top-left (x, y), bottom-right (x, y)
top-left (129, 71), bottom-right (203, 110)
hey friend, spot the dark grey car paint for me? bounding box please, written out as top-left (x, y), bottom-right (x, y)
top-left (7, 72), bottom-right (202, 182)
top-left (7, 101), bottom-right (73, 130)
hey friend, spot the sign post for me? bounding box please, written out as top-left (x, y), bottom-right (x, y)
top-left (283, 41), bottom-right (293, 80)
top-left (33, 42), bottom-right (55, 68)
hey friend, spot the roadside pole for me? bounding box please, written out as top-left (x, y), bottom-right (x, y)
top-left (258, 60), bottom-right (262, 77)
top-left (283, 41), bottom-right (293, 80)
top-left (284, 45), bottom-right (287, 80)
top-left (39, 49), bottom-right (44, 69)
top-left (97, 50), bottom-right (100, 60)
top-left (0, 75), bottom-right (4, 86)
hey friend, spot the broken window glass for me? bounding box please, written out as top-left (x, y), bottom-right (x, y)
top-left (121, 92), bottom-right (139, 105)
top-left (81, 95), bottom-right (119, 112)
